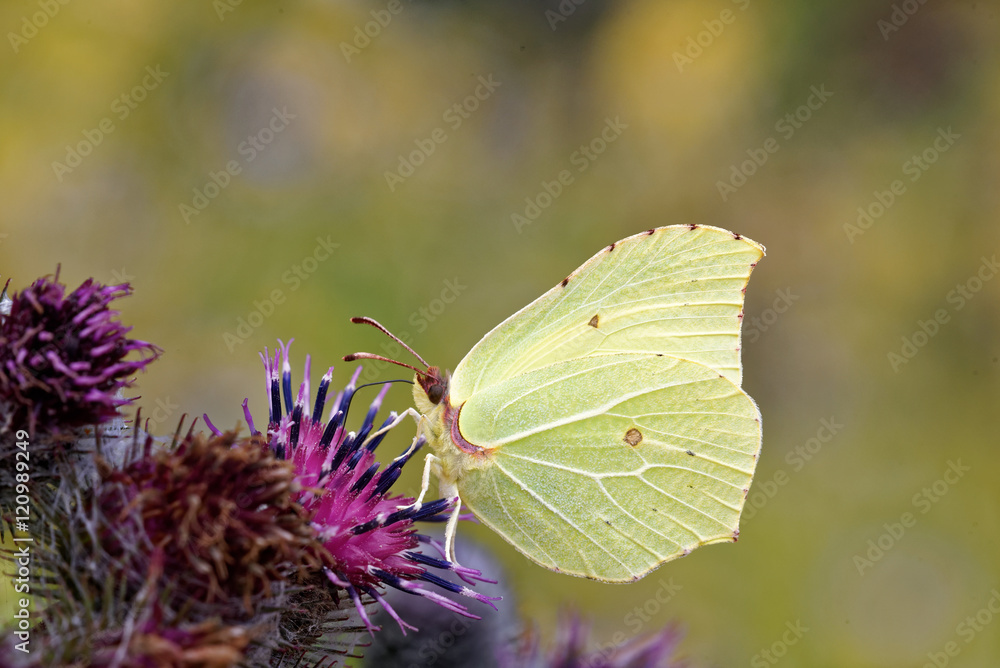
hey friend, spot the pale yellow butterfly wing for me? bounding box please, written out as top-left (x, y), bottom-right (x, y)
top-left (454, 352), bottom-right (760, 581)
top-left (448, 225), bottom-right (764, 406)
top-left (418, 225), bottom-right (764, 580)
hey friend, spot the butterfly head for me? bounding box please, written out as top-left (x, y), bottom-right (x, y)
top-left (413, 365), bottom-right (452, 417)
top-left (418, 365), bottom-right (449, 405)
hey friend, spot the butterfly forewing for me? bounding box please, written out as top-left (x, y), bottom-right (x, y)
top-left (448, 225), bottom-right (764, 405)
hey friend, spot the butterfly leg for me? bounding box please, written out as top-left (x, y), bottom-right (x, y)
top-left (438, 477), bottom-right (462, 565)
top-left (394, 452), bottom-right (441, 512)
top-left (413, 452), bottom-right (441, 508)
top-left (364, 407), bottom-right (423, 449)
top-left (374, 408), bottom-right (438, 508)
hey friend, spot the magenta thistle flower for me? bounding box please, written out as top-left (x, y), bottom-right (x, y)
top-left (515, 614), bottom-right (688, 668)
top-left (0, 271), bottom-right (160, 436)
top-left (216, 339), bottom-right (500, 634)
top-left (96, 429), bottom-right (320, 616)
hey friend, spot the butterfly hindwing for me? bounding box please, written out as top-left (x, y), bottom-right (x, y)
top-left (455, 353), bottom-right (761, 581)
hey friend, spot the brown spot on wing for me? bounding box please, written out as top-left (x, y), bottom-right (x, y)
top-left (606, 242), bottom-right (616, 252)
top-left (733, 232), bottom-right (743, 240)
top-left (645, 229), bottom-right (655, 235)
top-left (560, 277), bottom-right (569, 287)
top-left (623, 428), bottom-right (643, 446)
top-left (688, 223), bottom-right (698, 230)
top-left (588, 314), bottom-right (600, 328)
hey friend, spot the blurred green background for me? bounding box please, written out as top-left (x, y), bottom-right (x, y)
top-left (2, 0), bottom-right (999, 666)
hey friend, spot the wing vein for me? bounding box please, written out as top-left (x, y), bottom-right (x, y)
top-left (493, 460), bottom-right (633, 575)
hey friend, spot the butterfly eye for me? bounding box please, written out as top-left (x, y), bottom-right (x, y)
top-left (419, 366), bottom-right (448, 405)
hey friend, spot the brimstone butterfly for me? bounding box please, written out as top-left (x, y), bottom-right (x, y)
top-left (349, 224), bottom-right (764, 582)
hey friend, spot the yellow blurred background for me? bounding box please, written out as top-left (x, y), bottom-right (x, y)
top-left (2, 0), bottom-right (999, 666)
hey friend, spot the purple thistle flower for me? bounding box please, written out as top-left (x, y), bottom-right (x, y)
top-left (96, 428), bottom-right (321, 617)
top-left (0, 598), bottom-right (252, 668)
top-left (212, 339), bottom-right (500, 635)
top-left (515, 614), bottom-right (688, 668)
top-left (0, 271), bottom-right (160, 436)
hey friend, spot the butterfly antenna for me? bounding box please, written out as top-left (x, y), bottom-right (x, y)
top-left (348, 316), bottom-right (431, 368)
top-left (342, 352), bottom-right (430, 379)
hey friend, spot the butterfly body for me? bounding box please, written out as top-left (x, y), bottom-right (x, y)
top-left (407, 224), bottom-right (764, 582)
top-left (413, 375), bottom-right (492, 483)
